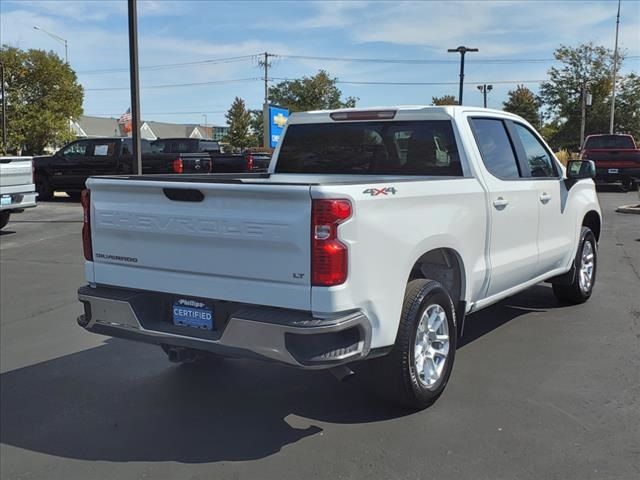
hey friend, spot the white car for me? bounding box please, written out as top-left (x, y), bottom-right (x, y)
top-left (0, 156), bottom-right (37, 229)
top-left (77, 106), bottom-right (601, 409)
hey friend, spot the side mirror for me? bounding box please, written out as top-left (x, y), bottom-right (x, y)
top-left (567, 160), bottom-right (595, 181)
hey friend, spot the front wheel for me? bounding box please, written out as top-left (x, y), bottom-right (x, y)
top-left (367, 279), bottom-right (457, 410)
top-left (35, 174), bottom-right (54, 201)
top-left (0, 211), bottom-right (10, 229)
top-left (553, 227), bottom-right (597, 304)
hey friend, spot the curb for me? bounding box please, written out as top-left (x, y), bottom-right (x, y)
top-left (616, 204), bottom-right (640, 214)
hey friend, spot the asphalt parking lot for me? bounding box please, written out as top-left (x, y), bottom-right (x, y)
top-left (1, 191), bottom-right (639, 480)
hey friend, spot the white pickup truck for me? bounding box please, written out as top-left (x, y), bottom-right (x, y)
top-left (77, 106), bottom-right (601, 409)
top-left (0, 156), bottom-right (38, 229)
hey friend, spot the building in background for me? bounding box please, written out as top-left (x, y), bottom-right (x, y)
top-left (71, 116), bottom-right (228, 141)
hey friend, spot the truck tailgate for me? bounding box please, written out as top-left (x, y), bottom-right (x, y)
top-left (87, 178), bottom-right (312, 310)
top-left (0, 157), bottom-right (34, 193)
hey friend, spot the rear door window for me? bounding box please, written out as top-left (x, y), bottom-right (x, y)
top-left (276, 120), bottom-right (462, 176)
top-left (90, 141), bottom-right (118, 158)
top-left (469, 118), bottom-right (521, 179)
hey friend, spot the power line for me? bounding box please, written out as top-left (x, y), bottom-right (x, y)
top-left (271, 77), bottom-right (546, 86)
top-left (84, 77), bottom-right (260, 91)
top-left (77, 54), bottom-right (258, 74)
top-left (87, 110), bottom-right (228, 116)
top-left (275, 54), bottom-right (558, 65)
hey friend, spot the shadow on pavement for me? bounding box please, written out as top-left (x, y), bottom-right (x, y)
top-left (0, 229), bottom-right (16, 236)
top-left (0, 284), bottom-right (567, 463)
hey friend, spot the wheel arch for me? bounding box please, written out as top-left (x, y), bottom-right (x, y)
top-left (407, 247), bottom-right (466, 307)
top-left (582, 210), bottom-right (601, 242)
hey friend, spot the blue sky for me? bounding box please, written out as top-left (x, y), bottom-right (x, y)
top-left (1, 0), bottom-right (639, 127)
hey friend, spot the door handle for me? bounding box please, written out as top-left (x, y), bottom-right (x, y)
top-left (493, 197), bottom-right (509, 209)
top-left (539, 192), bottom-right (551, 204)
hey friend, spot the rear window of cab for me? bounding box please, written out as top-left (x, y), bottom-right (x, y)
top-left (275, 121), bottom-right (463, 176)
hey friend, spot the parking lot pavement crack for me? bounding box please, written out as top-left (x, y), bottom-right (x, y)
top-left (614, 235), bottom-right (640, 282)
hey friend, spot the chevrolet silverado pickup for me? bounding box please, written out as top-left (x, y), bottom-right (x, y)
top-left (581, 133), bottom-right (640, 190)
top-left (0, 156), bottom-right (37, 229)
top-left (34, 137), bottom-right (213, 200)
top-left (77, 106), bottom-right (601, 409)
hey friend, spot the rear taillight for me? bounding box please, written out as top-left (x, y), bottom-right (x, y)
top-left (172, 158), bottom-right (184, 174)
top-left (246, 153), bottom-right (254, 172)
top-left (311, 199), bottom-right (351, 286)
top-left (81, 189), bottom-right (93, 261)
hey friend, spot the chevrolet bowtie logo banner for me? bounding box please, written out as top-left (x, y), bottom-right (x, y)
top-left (268, 105), bottom-right (289, 149)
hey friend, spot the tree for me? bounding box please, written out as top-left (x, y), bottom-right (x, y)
top-left (0, 46), bottom-right (83, 154)
top-left (223, 97), bottom-right (253, 151)
top-left (503, 85), bottom-right (541, 128)
top-left (268, 70), bottom-right (357, 112)
top-left (539, 43), bottom-right (623, 150)
top-left (431, 95), bottom-right (457, 106)
top-left (615, 73), bottom-right (640, 139)
top-left (248, 109), bottom-right (263, 147)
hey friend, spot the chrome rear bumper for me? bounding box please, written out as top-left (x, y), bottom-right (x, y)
top-left (77, 286), bottom-right (371, 368)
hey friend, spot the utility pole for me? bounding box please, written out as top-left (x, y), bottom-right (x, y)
top-left (580, 83), bottom-right (593, 148)
top-left (1, 62), bottom-right (6, 153)
top-left (260, 52), bottom-right (272, 105)
top-left (259, 52), bottom-right (273, 148)
top-left (127, 0), bottom-right (142, 175)
top-left (447, 46), bottom-right (479, 105)
top-left (477, 84), bottom-right (493, 108)
top-left (609, 0), bottom-right (621, 134)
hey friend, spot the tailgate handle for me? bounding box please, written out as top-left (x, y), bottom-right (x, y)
top-left (163, 188), bottom-right (204, 202)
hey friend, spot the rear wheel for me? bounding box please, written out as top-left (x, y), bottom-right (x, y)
top-left (35, 174), bottom-right (54, 201)
top-left (363, 279), bottom-right (457, 410)
top-left (553, 227), bottom-right (597, 304)
top-left (0, 211), bottom-right (10, 229)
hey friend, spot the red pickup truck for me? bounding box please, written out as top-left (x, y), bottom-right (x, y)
top-left (581, 134), bottom-right (640, 190)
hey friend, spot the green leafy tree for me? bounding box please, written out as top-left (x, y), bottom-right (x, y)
top-left (503, 85), bottom-right (541, 128)
top-left (615, 73), bottom-right (640, 139)
top-left (248, 109), bottom-right (263, 147)
top-left (268, 70), bottom-right (357, 112)
top-left (431, 95), bottom-right (458, 106)
top-left (539, 43), bottom-right (623, 150)
top-left (223, 97), bottom-right (252, 151)
top-left (0, 46), bottom-right (83, 154)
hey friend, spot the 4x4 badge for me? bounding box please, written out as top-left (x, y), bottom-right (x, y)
top-left (363, 187), bottom-right (397, 196)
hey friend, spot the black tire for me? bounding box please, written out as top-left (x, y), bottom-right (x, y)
top-left (35, 174), bottom-right (54, 201)
top-left (553, 226), bottom-right (597, 304)
top-left (0, 211), bottom-right (10, 230)
top-left (363, 279), bottom-right (457, 410)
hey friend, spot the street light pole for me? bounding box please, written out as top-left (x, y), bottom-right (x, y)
top-left (33, 26), bottom-right (68, 63)
top-left (447, 46), bottom-right (479, 105)
top-left (127, 0), bottom-right (142, 175)
top-left (202, 114), bottom-right (208, 138)
top-left (477, 84), bottom-right (493, 108)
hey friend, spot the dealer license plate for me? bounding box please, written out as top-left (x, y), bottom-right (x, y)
top-left (172, 299), bottom-right (214, 330)
top-left (608, 168), bottom-right (619, 174)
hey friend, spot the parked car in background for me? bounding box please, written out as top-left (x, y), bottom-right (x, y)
top-left (0, 156), bottom-right (37, 229)
top-left (581, 134), bottom-right (640, 190)
top-left (33, 137), bottom-right (213, 200)
top-left (150, 138), bottom-right (271, 173)
top-left (77, 106), bottom-right (601, 409)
